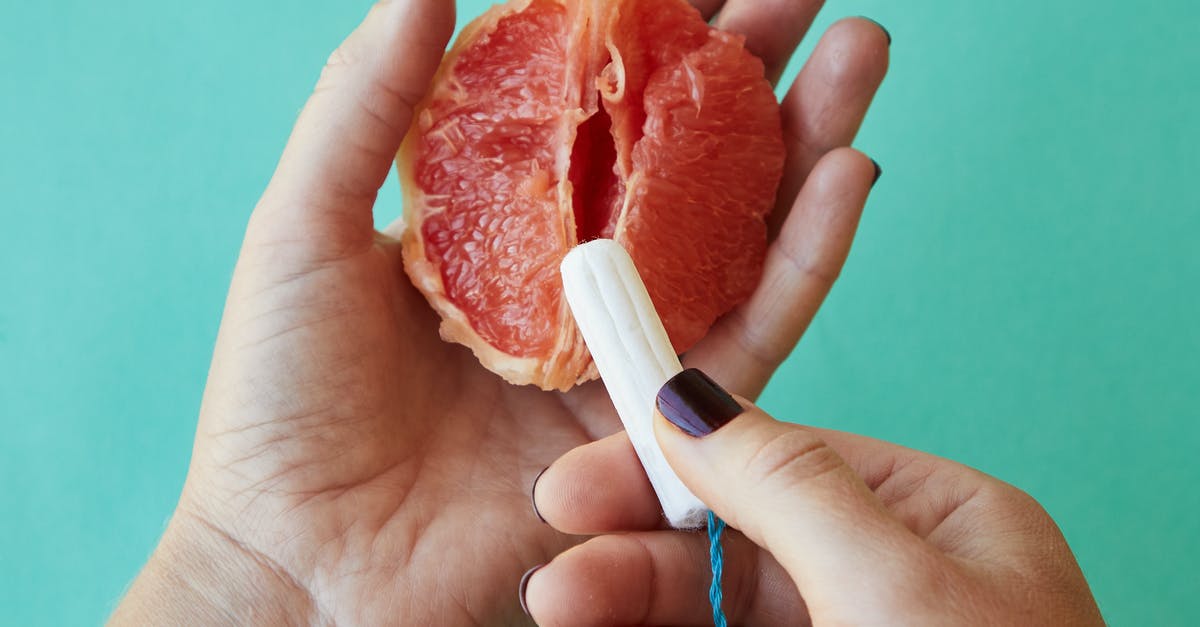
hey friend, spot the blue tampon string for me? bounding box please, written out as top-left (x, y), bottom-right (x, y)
top-left (707, 510), bottom-right (727, 627)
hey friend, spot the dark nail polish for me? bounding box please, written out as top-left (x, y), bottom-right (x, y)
top-left (872, 159), bottom-right (883, 186)
top-left (531, 466), bottom-right (548, 524)
top-left (656, 368), bottom-right (744, 437)
top-left (519, 564), bottom-right (544, 617)
top-left (858, 16), bottom-right (891, 45)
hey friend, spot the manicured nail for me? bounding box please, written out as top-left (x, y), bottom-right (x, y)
top-left (872, 159), bottom-right (883, 186)
top-left (519, 564), bottom-right (544, 617)
top-left (858, 16), bottom-right (891, 45)
top-left (656, 368), bottom-right (744, 437)
top-left (531, 466), bottom-right (548, 524)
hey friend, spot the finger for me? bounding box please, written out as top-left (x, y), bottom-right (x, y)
top-left (653, 371), bottom-right (927, 601)
top-left (819, 430), bottom-right (1065, 569)
top-left (533, 431), bottom-right (664, 534)
top-left (808, 428), bottom-right (996, 543)
top-left (535, 412), bottom-right (994, 545)
top-left (248, 0), bottom-right (455, 260)
top-left (689, 0), bottom-right (725, 21)
top-left (523, 531), bottom-right (805, 626)
top-left (684, 147), bottom-right (875, 398)
top-left (817, 429), bottom-right (1098, 612)
top-left (816, 427), bottom-right (1086, 581)
top-left (772, 17), bottom-right (889, 233)
top-left (711, 0), bottom-right (825, 85)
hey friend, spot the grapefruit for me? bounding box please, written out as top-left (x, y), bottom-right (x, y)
top-left (398, 0), bottom-right (785, 391)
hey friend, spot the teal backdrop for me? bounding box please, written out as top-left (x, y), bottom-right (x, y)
top-left (2, 0), bottom-right (1197, 624)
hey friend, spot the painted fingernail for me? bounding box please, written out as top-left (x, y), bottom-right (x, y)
top-left (859, 16), bottom-right (891, 45)
top-left (531, 466), bottom-right (548, 524)
top-left (656, 368), bottom-right (744, 437)
top-left (519, 564), bottom-right (544, 617)
top-left (872, 159), bottom-right (883, 186)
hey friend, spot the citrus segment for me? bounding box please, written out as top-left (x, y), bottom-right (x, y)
top-left (618, 21), bottom-right (785, 354)
top-left (399, 0), bottom-right (785, 390)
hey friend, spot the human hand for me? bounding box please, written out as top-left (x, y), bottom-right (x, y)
top-left (528, 369), bottom-right (1105, 625)
top-left (111, 0), bottom-right (889, 624)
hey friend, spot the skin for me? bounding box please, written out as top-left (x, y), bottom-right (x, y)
top-left (531, 405), bottom-right (1106, 626)
top-left (111, 0), bottom-right (1100, 624)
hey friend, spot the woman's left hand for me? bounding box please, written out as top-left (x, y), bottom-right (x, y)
top-left (111, 0), bottom-right (889, 624)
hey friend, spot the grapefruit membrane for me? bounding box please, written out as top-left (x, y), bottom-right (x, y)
top-left (399, 0), bottom-right (785, 390)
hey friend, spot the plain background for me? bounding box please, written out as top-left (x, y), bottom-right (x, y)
top-left (2, 0), bottom-right (1197, 624)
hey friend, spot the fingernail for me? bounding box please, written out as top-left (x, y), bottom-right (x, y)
top-left (519, 564), bottom-right (544, 617)
top-left (858, 16), bottom-right (891, 45)
top-left (872, 159), bottom-right (883, 186)
top-left (656, 368), bottom-right (744, 437)
top-left (531, 466), bottom-right (548, 524)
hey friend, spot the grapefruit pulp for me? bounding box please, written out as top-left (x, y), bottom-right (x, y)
top-left (398, 0), bottom-right (786, 391)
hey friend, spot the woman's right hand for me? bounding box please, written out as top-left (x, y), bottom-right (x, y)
top-left (528, 368), bottom-right (1105, 626)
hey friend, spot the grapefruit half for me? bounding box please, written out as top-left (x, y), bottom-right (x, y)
top-left (398, 0), bottom-right (785, 390)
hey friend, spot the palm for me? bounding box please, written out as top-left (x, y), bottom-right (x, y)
top-left (189, 235), bottom-right (623, 623)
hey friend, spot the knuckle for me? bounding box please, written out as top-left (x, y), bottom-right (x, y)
top-left (719, 309), bottom-right (785, 372)
top-left (776, 235), bottom-right (840, 289)
top-left (324, 45), bottom-right (356, 72)
top-left (972, 482), bottom-right (1079, 578)
top-left (873, 457), bottom-right (939, 508)
top-left (1004, 484), bottom-right (1049, 518)
top-left (983, 481), bottom-right (1052, 526)
top-left (317, 45), bottom-right (357, 92)
top-left (741, 427), bottom-right (843, 489)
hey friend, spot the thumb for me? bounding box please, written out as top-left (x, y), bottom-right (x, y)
top-left (249, 0), bottom-right (455, 259)
top-left (654, 368), bottom-right (926, 600)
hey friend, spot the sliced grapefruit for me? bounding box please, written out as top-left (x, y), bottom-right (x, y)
top-left (398, 0), bottom-right (785, 391)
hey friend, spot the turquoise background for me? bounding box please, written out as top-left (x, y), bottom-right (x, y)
top-left (2, 0), bottom-right (1197, 624)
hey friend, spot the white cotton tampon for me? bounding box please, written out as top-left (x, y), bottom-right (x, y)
top-left (560, 239), bottom-right (708, 529)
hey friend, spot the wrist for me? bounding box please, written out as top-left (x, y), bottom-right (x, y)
top-left (110, 506), bottom-right (316, 625)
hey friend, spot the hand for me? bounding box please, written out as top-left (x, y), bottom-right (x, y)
top-left (528, 369), bottom-right (1105, 626)
top-left (110, 0), bottom-right (889, 624)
